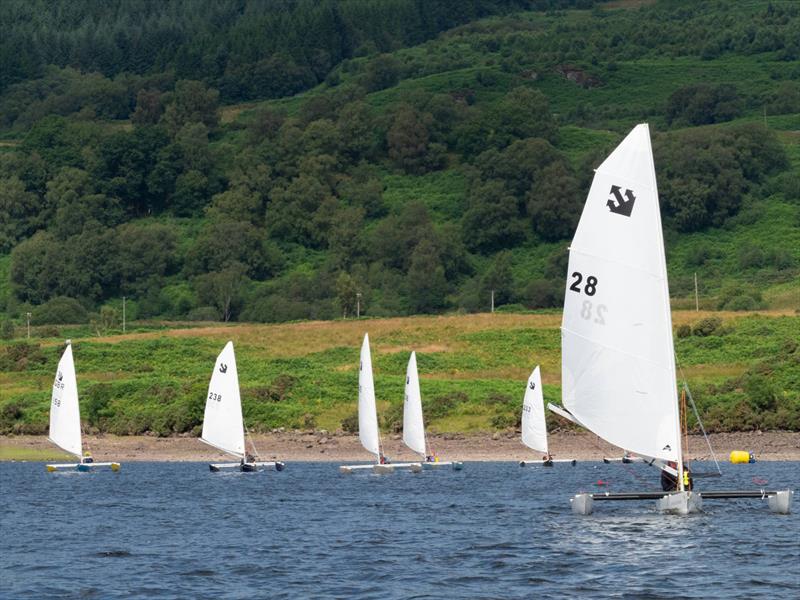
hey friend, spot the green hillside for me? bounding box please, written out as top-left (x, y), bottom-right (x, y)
top-left (1, 0), bottom-right (798, 329)
top-left (1, 0), bottom-right (798, 436)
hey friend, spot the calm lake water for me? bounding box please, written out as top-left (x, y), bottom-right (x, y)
top-left (1, 460), bottom-right (798, 599)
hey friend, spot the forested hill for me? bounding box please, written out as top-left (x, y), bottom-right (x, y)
top-left (1, 0), bottom-right (798, 331)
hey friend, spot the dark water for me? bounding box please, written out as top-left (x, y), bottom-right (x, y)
top-left (1, 461), bottom-right (798, 599)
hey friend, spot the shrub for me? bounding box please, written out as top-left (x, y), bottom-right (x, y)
top-left (31, 296), bottom-right (88, 325)
top-left (676, 324), bottom-right (691, 338)
top-left (744, 374), bottom-right (778, 412)
top-left (424, 391), bottom-right (467, 419)
top-left (0, 320), bottom-right (14, 339)
top-left (341, 411), bottom-right (358, 433)
top-left (716, 284), bottom-right (765, 311)
top-left (0, 343), bottom-right (48, 371)
top-left (692, 316), bottom-right (722, 337)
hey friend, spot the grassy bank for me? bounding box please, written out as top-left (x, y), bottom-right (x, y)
top-left (1, 310), bottom-right (798, 436)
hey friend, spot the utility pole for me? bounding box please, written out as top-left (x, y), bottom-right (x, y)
top-left (356, 292), bottom-right (362, 319)
top-left (491, 290), bottom-right (495, 313)
top-left (26, 312), bottom-right (31, 339)
top-left (694, 273), bottom-right (699, 312)
top-left (122, 296), bottom-right (126, 333)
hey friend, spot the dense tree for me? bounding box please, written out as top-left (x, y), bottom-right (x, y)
top-left (406, 238), bottom-right (448, 313)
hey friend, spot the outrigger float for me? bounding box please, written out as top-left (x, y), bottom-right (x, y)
top-left (46, 341), bottom-right (120, 473)
top-left (553, 124), bottom-right (792, 515)
top-left (518, 366), bottom-right (575, 468)
top-left (339, 334), bottom-right (422, 475)
top-left (201, 342), bottom-right (284, 473)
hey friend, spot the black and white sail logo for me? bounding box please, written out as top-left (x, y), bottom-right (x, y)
top-left (219, 363), bottom-right (228, 374)
top-left (529, 381), bottom-right (536, 390)
top-left (607, 185), bottom-right (635, 217)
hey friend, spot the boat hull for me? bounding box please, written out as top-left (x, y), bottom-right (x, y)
top-left (46, 462), bottom-right (121, 472)
top-left (520, 459), bottom-right (576, 467)
top-left (656, 491), bottom-right (702, 515)
top-left (422, 460), bottom-right (463, 471)
top-left (209, 461), bottom-right (285, 473)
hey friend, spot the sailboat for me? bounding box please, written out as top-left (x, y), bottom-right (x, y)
top-left (46, 341), bottom-right (120, 472)
top-left (339, 334), bottom-right (421, 474)
top-left (200, 341), bottom-right (284, 472)
top-left (519, 366), bottom-right (574, 467)
top-left (549, 123), bottom-right (792, 514)
top-left (403, 352), bottom-right (463, 470)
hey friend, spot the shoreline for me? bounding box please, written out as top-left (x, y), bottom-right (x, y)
top-left (2, 431), bottom-right (799, 462)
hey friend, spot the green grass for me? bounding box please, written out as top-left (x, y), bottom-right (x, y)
top-left (0, 445), bottom-right (72, 461)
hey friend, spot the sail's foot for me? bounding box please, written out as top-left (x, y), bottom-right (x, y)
top-left (571, 493), bottom-right (594, 515)
top-left (768, 490), bottom-right (793, 514)
top-left (657, 491), bottom-right (702, 515)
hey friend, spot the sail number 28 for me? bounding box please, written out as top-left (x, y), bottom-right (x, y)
top-left (570, 272), bottom-right (606, 325)
top-left (569, 272), bottom-right (597, 296)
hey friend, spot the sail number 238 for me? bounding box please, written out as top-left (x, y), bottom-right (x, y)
top-left (208, 392), bottom-right (223, 402)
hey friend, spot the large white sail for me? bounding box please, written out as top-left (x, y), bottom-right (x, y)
top-left (521, 366), bottom-right (548, 455)
top-left (403, 352), bottom-right (427, 457)
top-left (48, 343), bottom-right (82, 458)
top-left (201, 341), bottom-right (245, 458)
top-left (561, 123), bottom-right (681, 463)
top-left (358, 334), bottom-right (381, 457)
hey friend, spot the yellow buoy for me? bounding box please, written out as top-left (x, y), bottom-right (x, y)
top-left (730, 450), bottom-right (753, 464)
top-left (111, 463), bottom-right (121, 472)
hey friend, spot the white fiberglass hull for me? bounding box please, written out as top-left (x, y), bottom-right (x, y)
top-left (656, 491), bottom-right (702, 515)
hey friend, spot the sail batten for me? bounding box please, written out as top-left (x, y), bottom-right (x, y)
top-left (358, 334), bottom-right (381, 458)
top-left (201, 342), bottom-right (245, 458)
top-left (49, 344), bottom-right (83, 459)
top-left (561, 123), bottom-right (682, 463)
top-left (403, 352), bottom-right (427, 457)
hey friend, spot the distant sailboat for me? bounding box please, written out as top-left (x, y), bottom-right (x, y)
top-left (201, 341), bottom-right (284, 472)
top-left (403, 352), bottom-right (462, 470)
top-left (46, 341), bottom-right (120, 472)
top-left (340, 334), bottom-right (421, 474)
top-left (519, 366), bottom-right (574, 467)
top-left (549, 123), bottom-right (792, 515)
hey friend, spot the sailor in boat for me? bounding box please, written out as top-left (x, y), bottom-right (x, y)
top-left (542, 454), bottom-right (554, 467)
top-left (661, 461), bottom-right (693, 491)
top-left (82, 452), bottom-right (94, 464)
top-left (379, 453), bottom-right (391, 465)
top-left (425, 454), bottom-right (438, 463)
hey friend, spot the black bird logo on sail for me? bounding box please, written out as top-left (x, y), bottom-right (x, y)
top-left (57, 371), bottom-right (63, 382)
top-left (529, 381), bottom-right (536, 390)
top-left (219, 363), bottom-right (228, 374)
top-left (607, 185), bottom-right (636, 217)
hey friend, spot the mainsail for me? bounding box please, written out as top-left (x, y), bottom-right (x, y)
top-left (561, 123), bottom-right (682, 463)
top-left (358, 334), bottom-right (381, 458)
top-left (201, 341), bottom-right (245, 458)
top-left (49, 343), bottom-right (83, 458)
top-left (403, 352), bottom-right (427, 457)
top-left (521, 366), bottom-right (548, 455)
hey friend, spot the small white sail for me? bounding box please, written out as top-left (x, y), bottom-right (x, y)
top-left (561, 123), bottom-right (681, 463)
top-left (358, 334), bottom-right (381, 458)
top-left (48, 343), bottom-right (82, 458)
top-left (521, 366), bottom-right (548, 455)
top-left (403, 352), bottom-right (427, 457)
top-left (201, 341), bottom-right (245, 458)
